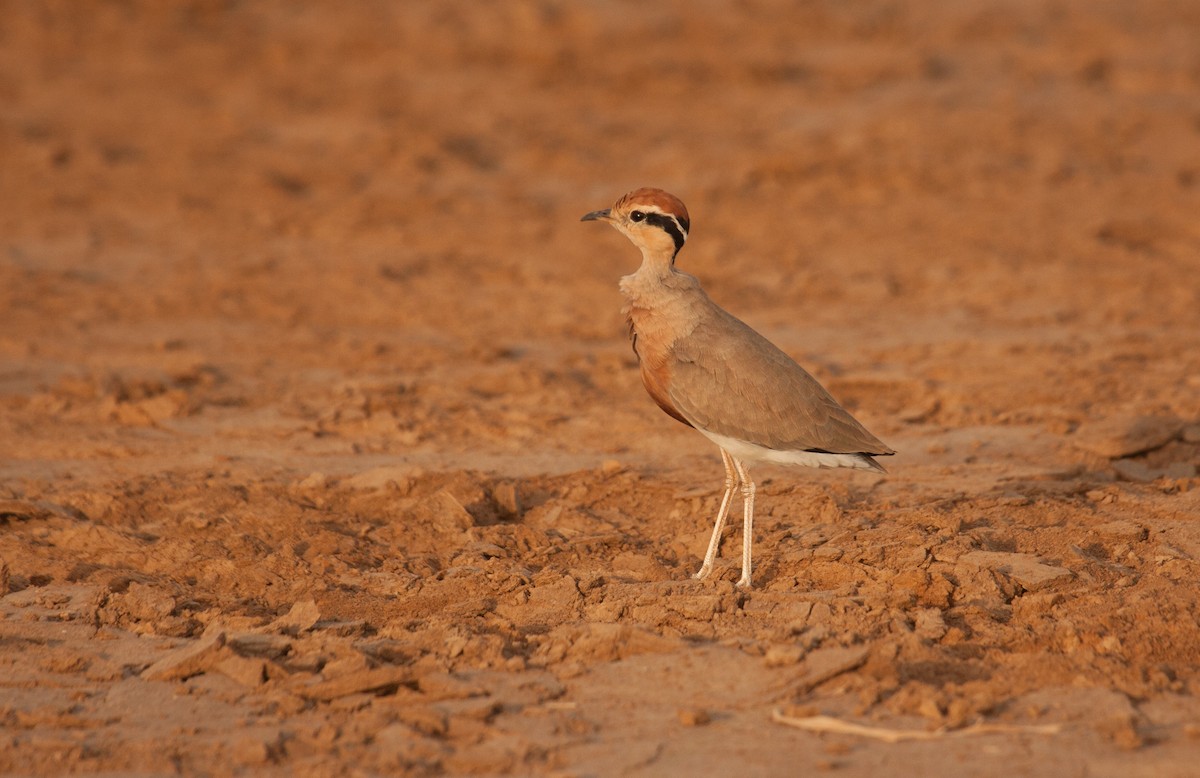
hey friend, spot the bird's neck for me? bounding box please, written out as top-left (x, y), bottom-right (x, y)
top-left (637, 247), bottom-right (678, 276)
top-left (619, 251), bottom-right (706, 313)
top-left (620, 251), bottom-right (676, 298)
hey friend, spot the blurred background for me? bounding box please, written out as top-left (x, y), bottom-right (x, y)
top-left (4, 2), bottom-right (1199, 444)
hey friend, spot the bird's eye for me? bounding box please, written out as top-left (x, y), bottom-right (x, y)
top-left (630, 211), bottom-right (645, 222)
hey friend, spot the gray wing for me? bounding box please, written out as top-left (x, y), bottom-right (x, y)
top-left (667, 311), bottom-right (894, 456)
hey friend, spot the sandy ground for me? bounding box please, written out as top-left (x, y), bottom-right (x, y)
top-left (3, 1), bottom-right (1200, 775)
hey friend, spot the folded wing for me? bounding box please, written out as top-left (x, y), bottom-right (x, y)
top-left (666, 310), bottom-right (895, 458)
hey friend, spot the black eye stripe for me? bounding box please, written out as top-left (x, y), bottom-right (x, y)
top-left (642, 212), bottom-right (687, 254)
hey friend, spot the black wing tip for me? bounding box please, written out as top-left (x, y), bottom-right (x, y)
top-left (862, 456), bottom-right (887, 473)
top-left (856, 452), bottom-right (894, 473)
top-left (803, 448), bottom-right (893, 473)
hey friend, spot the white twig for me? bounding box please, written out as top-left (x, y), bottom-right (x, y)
top-left (770, 710), bottom-right (1061, 743)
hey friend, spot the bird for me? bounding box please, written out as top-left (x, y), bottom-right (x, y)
top-left (581, 187), bottom-right (894, 589)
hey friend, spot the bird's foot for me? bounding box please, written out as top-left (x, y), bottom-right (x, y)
top-left (692, 564), bottom-right (713, 580)
top-left (735, 574), bottom-right (753, 590)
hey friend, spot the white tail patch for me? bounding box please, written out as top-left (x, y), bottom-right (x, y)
top-left (697, 429), bottom-right (884, 471)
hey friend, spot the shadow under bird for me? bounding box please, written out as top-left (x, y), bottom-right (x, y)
top-left (581, 187), bottom-right (895, 588)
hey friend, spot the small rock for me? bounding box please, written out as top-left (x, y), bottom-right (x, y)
top-left (1154, 544), bottom-right (1191, 563)
top-left (142, 631), bottom-right (227, 681)
top-left (123, 582), bottom-right (177, 621)
top-left (330, 692), bottom-right (375, 712)
top-left (793, 645), bottom-right (870, 694)
top-left (228, 633), bottom-right (292, 659)
top-left (395, 705), bottom-right (449, 737)
top-left (1013, 592), bottom-right (1063, 619)
top-left (611, 552), bottom-right (659, 579)
top-left (535, 623), bottom-right (678, 664)
top-left (421, 490), bottom-right (474, 534)
top-left (1094, 521), bottom-right (1147, 542)
top-left (231, 735), bottom-right (273, 766)
top-left (1097, 708), bottom-right (1145, 750)
top-left (913, 608), bottom-right (948, 640)
top-left (297, 665), bottom-right (412, 701)
top-left (897, 396), bottom-right (940, 424)
top-left (216, 654), bottom-right (266, 687)
top-left (677, 708), bottom-right (711, 726)
top-left (667, 595), bottom-right (722, 621)
top-left (1074, 414), bottom-right (1182, 458)
top-left (905, 547), bottom-right (930, 567)
top-left (314, 619), bottom-right (368, 637)
top-left (492, 482), bottom-right (521, 519)
top-left (283, 653), bottom-right (327, 674)
top-left (417, 673), bottom-right (487, 701)
top-left (764, 644), bottom-right (805, 667)
top-left (457, 540), bottom-right (506, 562)
top-left (456, 698), bottom-right (505, 723)
top-left (959, 551), bottom-right (1073, 590)
top-left (113, 392), bottom-right (186, 425)
top-left (322, 654), bottom-right (372, 678)
top-left (296, 472), bottom-right (327, 491)
top-left (918, 696), bottom-right (944, 722)
top-left (269, 599), bottom-right (321, 634)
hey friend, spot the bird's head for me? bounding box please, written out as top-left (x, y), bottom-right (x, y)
top-left (581, 188), bottom-right (691, 262)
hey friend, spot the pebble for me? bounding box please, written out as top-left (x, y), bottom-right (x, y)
top-left (492, 481), bottom-right (522, 519)
top-left (764, 644), bottom-right (805, 667)
top-left (1073, 413), bottom-right (1182, 458)
top-left (142, 631), bottom-right (227, 682)
top-left (1094, 521), bottom-right (1147, 542)
top-left (958, 551), bottom-right (1073, 590)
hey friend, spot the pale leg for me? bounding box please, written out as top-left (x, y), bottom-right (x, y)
top-left (693, 448), bottom-right (738, 580)
top-left (732, 457), bottom-right (755, 589)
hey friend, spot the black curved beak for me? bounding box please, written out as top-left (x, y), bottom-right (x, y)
top-left (580, 208), bottom-right (611, 222)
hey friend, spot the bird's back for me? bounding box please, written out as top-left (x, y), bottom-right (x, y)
top-left (651, 288), bottom-right (894, 460)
